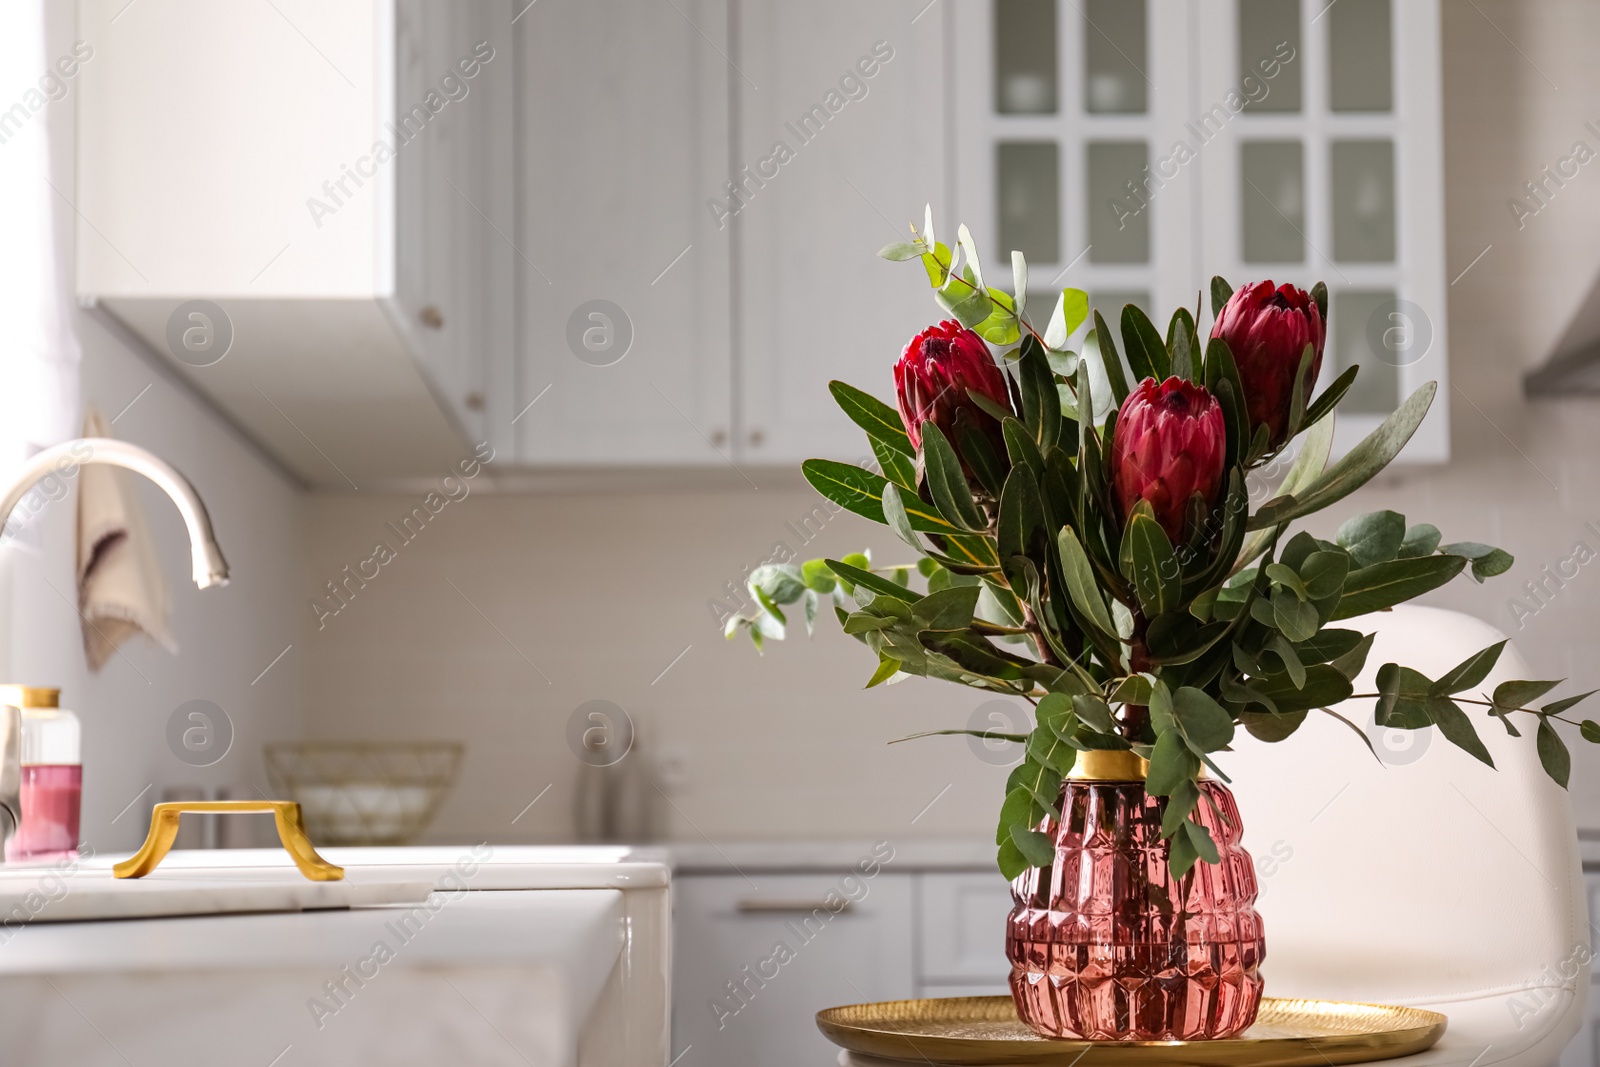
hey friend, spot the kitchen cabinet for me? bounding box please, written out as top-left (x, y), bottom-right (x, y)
top-left (732, 0), bottom-right (947, 466)
top-left (76, 0), bottom-right (511, 487)
top-left (511, 0), bottom-right (733, 467)
top-left (1559, 872), bottom-right (1600, 1067)
top-left (672, 866), bottom-right (1015, 1067)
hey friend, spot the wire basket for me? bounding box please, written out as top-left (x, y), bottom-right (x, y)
top-left (264, 742), bottom-right (464, 846)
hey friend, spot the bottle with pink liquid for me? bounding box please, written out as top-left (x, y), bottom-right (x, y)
top-left (2, 687), bottom-right (80, 864)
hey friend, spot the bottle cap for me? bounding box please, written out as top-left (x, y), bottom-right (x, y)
top-left (0, 686), bottom-right (60, 709)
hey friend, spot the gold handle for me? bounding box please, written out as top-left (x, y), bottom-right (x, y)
top-left (113, 800), bottom-right (344, 882)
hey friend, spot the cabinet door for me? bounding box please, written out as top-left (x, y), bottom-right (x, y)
top-left (673, 872), bottom-right (914, 1067)
top-left (393, 0), bottom-right (513, 446)
top-left (734, 0), bottom-right (947, 466)
top-left (513, 0), bottom-right (733, 465)
top-left (915, 872), bottom-right (1014, 996)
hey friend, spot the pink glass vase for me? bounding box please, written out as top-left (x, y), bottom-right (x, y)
top-left (1006, 761), bottom-right (1264, 1040)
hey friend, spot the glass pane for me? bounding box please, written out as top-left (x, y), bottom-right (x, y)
top-left (1332, 290), bottom-right (1402, 415)
top-left (1239, 0), bottom-right (1301, 113)
top-left (1329, 0), bottom-right (1392, 111)
top-left (1240, 140), bottom-right (1304, 263)
top-left (1331, 140), bottom-right (1396, 262)
top-left (1092, 290), bottom-right (1150, 325)
top-left (1088, 141), bottom-right (1149, 263)
top-left (998, 142), bottom-right (1061, 263)
top-left (996, 0), bottom-right (1057, 114)
top-left (1083, 0), bottom-right (1147, 114)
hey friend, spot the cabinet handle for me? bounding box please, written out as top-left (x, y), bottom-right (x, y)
top-left (419, 305), bottom-right (444, 330)
top-left (736, 898), bottom-right (853, 915)
top-left (464, 392), bottom-right (485, 412)
top-left (711, 428), bottom-right (728, 447)
top-left (748, 428), bottom-right (764, 447)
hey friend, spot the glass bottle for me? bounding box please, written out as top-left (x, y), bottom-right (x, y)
top-left (2, 686), bottom-right (81, 863)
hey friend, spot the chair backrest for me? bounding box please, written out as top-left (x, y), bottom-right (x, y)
top-left (1224, 605), bottom-right (1586, 1010)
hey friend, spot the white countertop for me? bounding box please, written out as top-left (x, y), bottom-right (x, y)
top-left (0, 844), bottom-right (667, 1067)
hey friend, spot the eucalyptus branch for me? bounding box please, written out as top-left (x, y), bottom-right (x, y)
top-left (1349, 693), bottom-right (1587, 728)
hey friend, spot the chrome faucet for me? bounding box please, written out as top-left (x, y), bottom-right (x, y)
top-left (0, 437), bottom-right (229, 850)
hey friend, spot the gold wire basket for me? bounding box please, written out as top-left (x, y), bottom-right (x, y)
top-left (264, 742), bottom-right (464, 846)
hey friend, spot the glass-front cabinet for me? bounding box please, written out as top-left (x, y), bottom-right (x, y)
top-left (953, 0), bottom-right (1449, 461)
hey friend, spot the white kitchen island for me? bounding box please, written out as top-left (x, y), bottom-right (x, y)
top-left (0, 846), bottom-right (669, 1067)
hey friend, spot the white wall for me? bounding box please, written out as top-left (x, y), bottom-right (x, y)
top-left (3, 0), bottom-right (306, 854)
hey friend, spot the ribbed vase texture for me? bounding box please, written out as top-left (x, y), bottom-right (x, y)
top-left (1006, 779), bottom-right (1264, 1040)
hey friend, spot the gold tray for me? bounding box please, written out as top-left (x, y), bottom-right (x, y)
top-left (816, 996), bottom-right (1447, 1066)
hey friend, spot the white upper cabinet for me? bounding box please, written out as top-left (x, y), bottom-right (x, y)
top-left (733, 0), bottom-right (947, 466)
top-left (512, 0), bottom-right (733, 467)
top-left (76, 0), bottom-right (511, 486)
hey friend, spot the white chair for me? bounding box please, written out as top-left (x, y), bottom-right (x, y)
top-left (842, 605), bottom-right (1588, 1066)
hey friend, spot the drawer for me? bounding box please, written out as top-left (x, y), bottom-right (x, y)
top-left (916, 872), bottom-right (1014, 986)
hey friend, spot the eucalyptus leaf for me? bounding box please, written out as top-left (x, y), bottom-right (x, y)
top-left (1331, 555), bottom-right (1467, 620)
top-left (1336, 511), bottom-right (1407, 567)
top-left (1537, 719), bottom-right (1571, 788)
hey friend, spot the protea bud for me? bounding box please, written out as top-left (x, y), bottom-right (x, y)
top-left (1209, 281), bottom-right (1325, 449)
top-left (1111, 377), bottom-right (1226, 543)
top-left (894, 320), bottom-right (1011, 454)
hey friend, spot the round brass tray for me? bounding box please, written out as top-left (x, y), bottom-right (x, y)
top-left (816, 996), bottom-right (1447, 1066)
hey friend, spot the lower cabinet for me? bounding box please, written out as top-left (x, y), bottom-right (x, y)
top-left (672, 869), bottom-right (1015, 1067)
top-left (1557, 874), bottom-right (1600, 1067)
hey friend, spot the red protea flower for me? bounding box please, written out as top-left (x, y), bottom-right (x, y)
top-left (893, 320), bottom-right (1011, 453)
top-left (1210, 281), bottom-right (1326, 449)
top-left (1111, 377), bottom-right (1227, 543)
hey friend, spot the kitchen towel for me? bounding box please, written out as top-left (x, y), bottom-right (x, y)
top-left (77, 409), bottom-right (176, 670)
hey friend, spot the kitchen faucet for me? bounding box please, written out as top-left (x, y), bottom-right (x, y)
top-left (0, 437), bottom-right (230, 852)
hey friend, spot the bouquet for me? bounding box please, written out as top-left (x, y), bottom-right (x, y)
top-left (728, 208), bottom-right (1596, 880)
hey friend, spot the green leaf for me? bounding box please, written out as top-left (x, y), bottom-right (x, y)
top-left (1090, 310), bottom-right (1130, 405)
top-left (825, 559), bottom-right (923, 602)
top-left (1121, 511), bottom-right (1181, 617)
top-left (1161, 780), bottom-right (1201, 837)
top-left (1537, 719), bottom-right (1571, 788)
top-left (879, 481), bottom-right (923, 553)
top-left (1543, 690), bottom-right (1600, 716)
top-left (1272, 589), bottom-right (1320, 641)
top-left (1172, 687), bottom-right (1235, 752)
top-left (1300, 364), bottom-right (1358, 432)
top-left (1184, 819), bottom-right (1220, 865)
top-left (1018, 336), bottom-right (1062, 450)
top-left (1582, 720), bottom-right (1600, 744)
top-left (1045, 288), bottom-right (1090, 349)
top-left (1331, 555), bottom-right (1467, 620)
top-left (1268, 633), bottom-right (1306, 689)
top-left (998, 466), bottom-right (1045, 563)
top-left (1240, 709), bottom-right (1308, 742)
top-left (1058, 526), bottom-right (1117, 638)
top-left (1245, 665), bottom-right (1355, 715)
top-left (1375, 663), bottom-right (1434, 728)
top-left (913, 584), bottom-right (982, 631)
top-left (1108, 675), bottom-right (1153, 707)
top-left (1249, 382), bottom-right (1439, 530)
top-left (1288, 629), bottom-right (1362, 665)
top-left (1336, 511), bottom-right (1407, 567)
top-left (1010, 826), bottom-right (1056, 866)
top-left (1210, 276), bottom-right (1233, 319)
top-left (1265, 562), bottom-right (1310, 601)
top-left (922, 424), bottom-right (988, 532)
top-left (1438, 542), bottom-right (1515, 582)
top-left (1329, 631), bottom-right (1376, 679)
top-left (1429, 696), bottom-right (1495, 767)
top-left (801, 459), bottom-right (959, 533)
top-left (877, 240), bottom-right (924, 261)
top-left (1121, 304), bottom-right (1169, 384)
top-left (921, 242), bottom-right (953, 288)
top-left (1002, 417), bottom-right (1044, 479)
top-left (1072, 694), bottom-right (1118, 734)
top-left (1146, 731), bottom-right (1199, 795)
top-left (801, 558), bottom-right (837, 593)
top-left (829, 381), bottom-right (913, 455)
top-left (1432, 640), bottom-right (1507, 695)
top-left (1300, 551), bottom-right (1350, 600)
top-left (997, 837), bottom-right (1028, 880)
top-left (1169, 823), bottom-right (1200, 878)
top-left (1311, 281), bottom-right (1328, 322)
top-left (1166, 307), bottom-right (1198, 382)
top-left (873, 438), bottom-right (917, 492)
top-left (748, 563), bottom-right (806, 604)
top-left (864, 657), bottom-right (901, 687)
top-left (1397, 524), bottom-right (1443, 559)
top-left (1491, 679), bottom-right (1562, 710)
top-left (976, 288), bottom-right (1022, 345)
top-left (1235, 412), bottom-right (1334, 569)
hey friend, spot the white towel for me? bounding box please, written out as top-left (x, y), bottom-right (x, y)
top-left (77, 409), bottom-right (176, 671)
